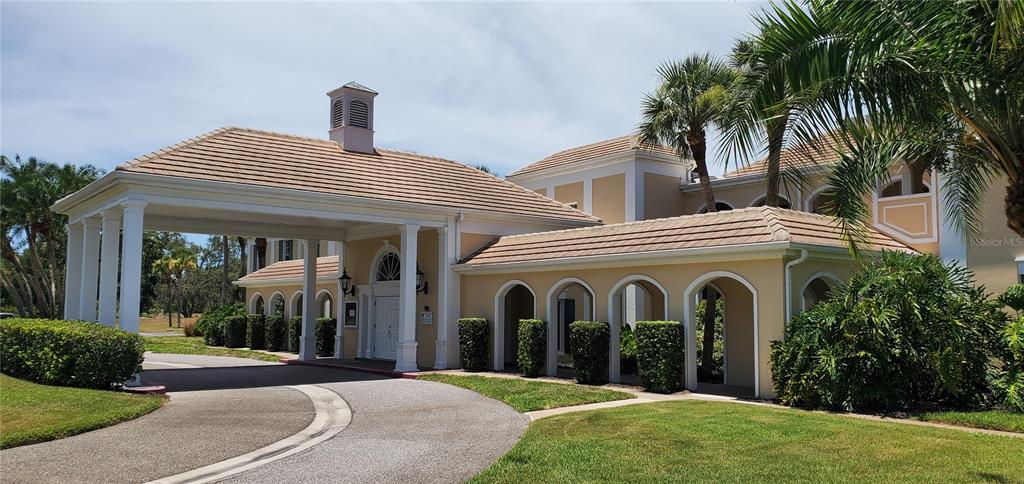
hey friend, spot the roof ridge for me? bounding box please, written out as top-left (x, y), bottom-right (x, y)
top-left (507, 134), bottom-right (634, 178)
top-left (761, 207), bottom-right (792, 241)
top-left (118, 126), bottom-right (234, 169)
top-left (497, 206), bottom-right (768, 240)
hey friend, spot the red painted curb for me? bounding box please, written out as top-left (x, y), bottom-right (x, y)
top-left (123, 385), bottom-right (167, 395)
top-left (284, 358), bottom-right (419, 379)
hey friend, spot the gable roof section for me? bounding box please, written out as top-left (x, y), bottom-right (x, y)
top-left (117, 127), bottom-right (598, 224)
top-left (724, 134), bottom-right (844, 179)
top-left (507, 135), bottom-right (681, 178)
top-left (458, 207), bottom-right (910, 267)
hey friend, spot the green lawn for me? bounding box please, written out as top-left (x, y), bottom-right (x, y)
top-left (143, 336), bottom-right (282, 362)
top-left (916, 409), bottom-right (1024, 433)
top-left (417, 374), bottom-right (632, 412)
top-left (473, 400), bottom-right (1024, 483)
top-left (0, 375), bottom-right (165, 449)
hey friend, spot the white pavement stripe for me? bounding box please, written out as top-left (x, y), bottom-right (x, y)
top-left (145, 385), bottom-right (352, 484)
top-left (143, 361), bottom-right (201, 368)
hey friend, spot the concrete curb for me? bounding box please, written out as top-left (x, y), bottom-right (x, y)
top-left (283, 358), bottom-right (419, 379)
top-left (145, 384), bottom-right (352, 484)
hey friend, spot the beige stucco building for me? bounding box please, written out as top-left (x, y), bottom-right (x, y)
top-left (54, 82), bottom-right (1021, 399)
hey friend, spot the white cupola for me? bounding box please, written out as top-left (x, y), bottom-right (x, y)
top-left (327, 82), bottom-right (378, 154)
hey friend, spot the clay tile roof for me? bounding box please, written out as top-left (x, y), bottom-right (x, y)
top-left (507, 135), bottom-right (681, 178)
top-left (724, 134), bottom-right (844, 178)
top-left (237, 255), bottom-right (340, 283)
top-left (458, 207), bottom-right (911, 267)
top-left (117, 127), bottom-right (598, 224)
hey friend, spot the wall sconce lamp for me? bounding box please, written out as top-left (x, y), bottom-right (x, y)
top-left (416, 266), bottom-right (428, 295)
top-left (339, 269), bottom-right (356, 296)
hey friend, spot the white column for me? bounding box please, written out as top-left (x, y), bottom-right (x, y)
top-left (395, 224), bottom-right (419, 372)
top-left (937, 173), bottom-right (967, 266)
top-left (333, 240), bottom-right (345, 359)
top-left (97, 209), bottom-right (122, 327)
top-left (299, 239), bottom-right (319, 361)
top-left (434, 224), bottom-right (454, 369)
top-left (268, 239), bottom-right (278, 264)
top-left (63, 222), bottom-right (84, 320)
top-left (245, 237), bottom-right (256, 273)
top-left (79, 218), bottom-right (101, 321)
top-left (118, 199), bottom-right (146, 333)
top-left (327, 241), bottom-right (337, 256)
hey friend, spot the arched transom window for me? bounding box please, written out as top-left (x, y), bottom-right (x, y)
top-left (375, 252), bottom-right (401, 281)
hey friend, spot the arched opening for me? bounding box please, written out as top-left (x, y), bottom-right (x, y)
top-left (250, 293), bottom-right (265, 315)
top-left (750, 195), bottom-right (792, 209)
top-left (880, 179), bottom-right (902, 198)
top-left (493, 281), bottom-right (536, 371)
top-left (269, 292), bottom-right (285, 317)
top-left (801, 273), bottom-right (839, 312)
top-left (290, 292), bottom-right (304, 318)
top-left (684, 272), bottom-right (759, 397)
top-left (697, 201), bottom-right (734, 214)
top-left (545, 278), bottom-right (596, 375)
top-left (316, 291), bottom-right (334, 319)
top-left (807, 188), bottom-right (836, 215)
top-left (366, 244), bottom-right (401, 361)
top-left (607, 276), bottom-right (668, 382)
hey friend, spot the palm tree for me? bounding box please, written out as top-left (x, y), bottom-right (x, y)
top-left (152, 255), bottom-right (178, 327)
top-left (638, 53), bottom-right (736, 213)
top-left (736, 0), bottom-right (1023, 248)
top-left (171, 253), bottom-right (198, 327)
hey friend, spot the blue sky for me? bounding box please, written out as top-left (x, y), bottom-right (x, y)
top-left (2, 1), bottom-right (762, 179)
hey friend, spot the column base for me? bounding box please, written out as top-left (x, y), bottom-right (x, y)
top-left (394, 341), bottom-right (418, 372)
top-left (433, 340), bottom-right (447, 369)
top-left (298, 335), bottom-right (317, 361)
top-left (333, 335), bottom-right (345, 359)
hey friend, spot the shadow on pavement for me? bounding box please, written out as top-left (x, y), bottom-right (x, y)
top-left (141, 364), bottom-right (393, 392)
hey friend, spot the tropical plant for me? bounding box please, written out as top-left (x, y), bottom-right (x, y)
top-left (999, 283), bottom-right (1024, 316)
top-left (0, 155), bottom-right (102, 318)
top-left (638, 53), bottom-right (737, 214)
top-left (995, 315), bottom-right (1024, 412)
top-left (771, 251), bottom-right (1004, 412)
top-left (730, 0), bottom-right (1023, 249)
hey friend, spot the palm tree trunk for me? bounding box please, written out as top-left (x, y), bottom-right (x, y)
top-left (1006, 173), bottom-right (1024, 238)
top-left (1, 275), bottom-right (30, 317)
top-left (764, 117), bottom-right (786, 207)
top-left (688, 130), bottom-right (718, 212)
top-left (700, 289), bottom-right (718, 380)
top-left (237, 237), bottom-right (248, 277)
top-left (221, 235), bottom-right (230, 305)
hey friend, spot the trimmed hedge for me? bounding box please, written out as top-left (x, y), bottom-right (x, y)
top-left (288, 316), bottom-right (302, 353)
top-left (517, 319), bottom-right (547, 377)
top-left (620, 323), bottom-right (638, 374)
top-left (316, 318), bottom-right (336, 356)
top-left (0, 319), bottom-right (144, 389)
top-left (570, 321), bottom-right (610, 385)
top-left (265, 315), bottom-right (287, 351)
top-left (223, 315), bottom-right (247, 348)
top-left (196, 304), bottom-right (243, 347)
top-left (635, 321), bottom-right (684, 393)
top-left (246, 314), bottom-right (266, 350)
top-left (459, 318), bottom-right (490, 372)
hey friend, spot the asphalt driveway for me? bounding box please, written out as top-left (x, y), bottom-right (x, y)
top-left (0, 354), bottom-right (525, 484)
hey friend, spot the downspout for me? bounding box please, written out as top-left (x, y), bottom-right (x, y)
top-left (784, 249), bottom-right (809, 326)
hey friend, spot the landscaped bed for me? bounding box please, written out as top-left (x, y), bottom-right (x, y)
top-left (915, 409), bottom-right (1024, 434)
top-left (473, 400), bottom-right (1024, 483)
top-left (0, 374), bottom-right (165, 449)
top-left (417, 374), bottom-right (632, 412)
top-left (143, 336), bottom-right (281, 362)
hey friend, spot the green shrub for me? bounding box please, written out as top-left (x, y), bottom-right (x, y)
top-left (0, 319), bottom-right (144, 389)
top-left (620, 324), bottom-right (638, 374)
top-left (635, 321), bottom-right (684, 394)
top-left (223, 315), bottom-right (247, 348)
top-left (196, 304), bottom-right (244, 346)
top-left (999, 283), bottom-right (1024, 315)
top-left (771, 251), bottom-right (1003, 412)
top-left (265, 315), bottom-right (287, 351)
top-left (570, 321), bottom-right (610, 385)
top-left (288, 316), bottom-right (302, 353)
top-left (458, 318), bottom-right (489, 372)
top-left (315, 318), bottom-right (336, 356)
top-left (246, 314), bottom-right (266, 350)
top-left (517, 319), bottom-right (546, 377)
top-left (994, 315), bottom-right (1024, 412)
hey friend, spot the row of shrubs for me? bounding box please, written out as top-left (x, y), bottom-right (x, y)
top-left (0, 318), bottom-right (145, 389)
top-left (196, 304), bottom-right (337, 355)
top-left (458, 317), bottom-right (685, 393)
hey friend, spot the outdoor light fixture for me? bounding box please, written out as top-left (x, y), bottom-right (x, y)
top-left (339, 269), bottom-right (356, 296)
top-left (416, 266), bottom-right (428, 294)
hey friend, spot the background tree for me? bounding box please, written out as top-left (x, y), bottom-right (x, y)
top-left (1, 155), bottom-right (101, 317)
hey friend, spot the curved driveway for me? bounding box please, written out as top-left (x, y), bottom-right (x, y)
top-left (0, 354), bottom-right (525, 484)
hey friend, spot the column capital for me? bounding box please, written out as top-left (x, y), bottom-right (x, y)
top-left (120, 197), bottom-right (148, 211)
top-left (398, 223), bottom-right (421, 234)
top-left (100, 207), bottom-right (122, 221)
top-left (81, 217), bottom-right (102, 229)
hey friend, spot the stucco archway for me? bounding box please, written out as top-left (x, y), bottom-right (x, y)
top-left (267, 292), bottom-right (285, 317)
top-left (493, 280), bottom-right (537, 371)
top-left (544, 277), bottom-right (596, 376)
top-left (607, 275), bottom-right (669, 382)
top-left (249, 292), bottom-right (265, 315)
top-left (800, 271), bottom-right (840, 312)
top-left (289, 291), bottom-right (304, 318)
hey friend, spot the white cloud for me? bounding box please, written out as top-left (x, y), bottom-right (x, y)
top-left (1, 1), bottom-right (763, 176)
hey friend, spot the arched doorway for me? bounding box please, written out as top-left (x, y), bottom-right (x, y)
top-left (607, 275), bottom-right (668, 382)
top-left (268, 292), bottom-right (285, 317)
top-left (545, 278), bottom-right (595, 376)
top-left (684, 272), bottom-right (759, 397)
top-left (365, 244), bottom-right (401, 360)
top-left (316, 290), bottom-right (334, 318)
top-left (494, 280), bottom-right (536, 371)
top-left (801, 272), bottom-right (839, 312)
top-left (289, 292), bottom-right (304, 318)
top-left (250, 293), bottom-right (265, 315)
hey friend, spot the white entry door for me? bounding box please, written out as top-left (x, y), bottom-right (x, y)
top-left (373, 296), bottom-right (399, 360)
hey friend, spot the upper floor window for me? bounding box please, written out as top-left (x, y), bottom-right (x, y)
top-left (697, 202), bottom-right (734, 214)
top-left (808, 189), bottom-right (837, 215)
top-left (278, 240), bottom-right (294, 261)
top-left (349, 100), bottom-right (370, 129)
top-left (331, 99), bottom-right (344, 129)
top-left (751, 195), bottom-right (791, 209)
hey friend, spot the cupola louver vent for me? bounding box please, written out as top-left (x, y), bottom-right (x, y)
top-left (349, 100), bottom-right (369, 129)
